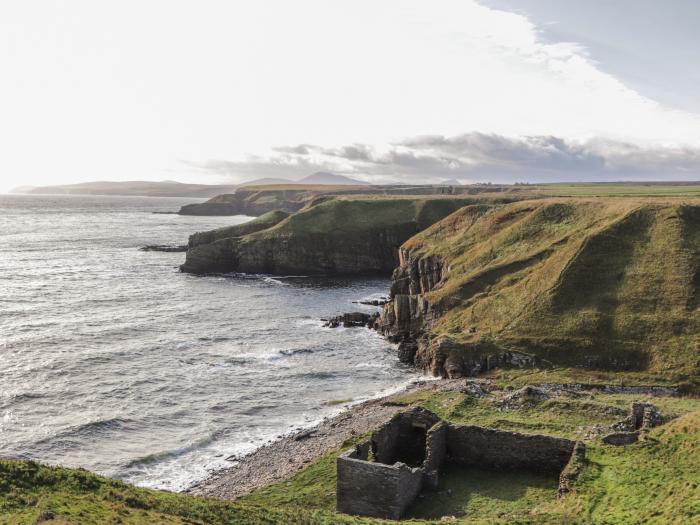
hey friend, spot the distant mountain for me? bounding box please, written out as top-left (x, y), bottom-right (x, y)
top-left (10, 186), bottom-right (37, 193)
top-left (438, 178), bottom-right (463, 186)
top-left (9, 174), bottom-right (367, 197)
top-left (9, 181), bottom-right (240, 198)
top-left (296, 172), bottom-right (366, 185)
top-left (236, 177), bottom-right (292, 187)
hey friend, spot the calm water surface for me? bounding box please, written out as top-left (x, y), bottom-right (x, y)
top-left (0, 194), bottom-right (419, 490)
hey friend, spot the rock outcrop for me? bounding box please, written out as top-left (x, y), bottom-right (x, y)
top-left (139, 244), bottom-right (188, 252)
top-left (324, 312), bottom-right (379, 328)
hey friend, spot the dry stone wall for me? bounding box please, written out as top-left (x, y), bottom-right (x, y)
top-left (337, 407), bottom-right (582, 519)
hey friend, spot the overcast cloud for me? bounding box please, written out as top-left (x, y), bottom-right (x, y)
top-left (194, 134), bottom-right (700, 184)
top-left (1, 0), bottom-right (699, 190)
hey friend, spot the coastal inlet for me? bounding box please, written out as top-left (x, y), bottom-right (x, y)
top-left (0, 194), bottom-right (421, 491)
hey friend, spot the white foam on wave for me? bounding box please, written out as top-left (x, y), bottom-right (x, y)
top-left (122, 372), bottom-right (435, 493)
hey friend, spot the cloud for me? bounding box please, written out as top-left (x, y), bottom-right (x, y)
top-left (190, 133), bottom-right (700, 184)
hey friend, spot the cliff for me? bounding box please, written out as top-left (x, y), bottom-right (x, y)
top-left (377, 198), bottom-right (700, 384)
top-left (177, 187), bottom-right (329, 216)
top-left (177, 184), bottom-right (522, 216)
top-left (188, 211), bottom-right (290, 248)
top-left (180, 196), bottom-right (481, 275)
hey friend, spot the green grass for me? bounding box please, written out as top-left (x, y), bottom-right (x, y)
top-left (399, 198), bottom-right (700, 384)
top-left (241, 386), bottom-right (700, 523)
top-left (2, 384), bottom-right (699, 524)
top-left (405, 466), bottom-right (558, 522)
top-left (535, 183), bottom-right (700, 198)
top-left (258, 196), bottom-right (483, 236)
top-left (188, 210), bottom-right (291, 247)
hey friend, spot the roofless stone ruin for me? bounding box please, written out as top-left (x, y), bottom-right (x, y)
top-left (336, 407), bottom-right (585, 520)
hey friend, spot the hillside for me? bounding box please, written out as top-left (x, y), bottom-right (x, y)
top-left (177, 184), bottom-right (514, 216)
top-left (297, 171), bottom-right (366, 185)
top-left (177, 185), bottom-right (353, 216)
top-left (188, 210), bottom-right (290, 248)
top-left (377, 198), bottom-right (700, 385)
top-left (180, 196), bottom-right (491, 275)
top-left (9, 180), bottom-right (241, 198)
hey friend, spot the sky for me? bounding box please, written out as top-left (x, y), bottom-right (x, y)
top-left (1, 0), bottom-right (699, 191)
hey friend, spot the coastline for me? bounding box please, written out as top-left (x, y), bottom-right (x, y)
top-left (186, 377), bottom-right (461, 500)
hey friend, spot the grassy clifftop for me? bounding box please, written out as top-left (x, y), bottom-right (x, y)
top-left (181, 196), bottom-right (496, 275)
top-left (389, 198), bottom-right (700, 384)
top-left (177, 184), bottom-right (521, 216)
top-left (188, 210), bottom-right (290, 247)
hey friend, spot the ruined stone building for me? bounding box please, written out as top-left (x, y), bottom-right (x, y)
top-left (336, 407), bottom-right (584, 520)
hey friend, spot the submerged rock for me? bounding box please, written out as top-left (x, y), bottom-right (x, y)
top-left (324, 312), bottom-right (379, 328)
top-left (139, 244), bottom-right (188, 252)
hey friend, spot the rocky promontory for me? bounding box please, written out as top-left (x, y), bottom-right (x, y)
top-left (373, 199), bottom-right (700, 385)
top-left (177, 183), bottom-right (520, 216)
top-left (188, 211), bottom-right (290, 248)
top-left (180, 196), bottom-right (480, 275)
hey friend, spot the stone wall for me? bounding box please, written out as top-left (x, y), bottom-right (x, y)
top-left (370, 408), bottom-right (440, 466)
top-left (336, 444), bottom-right (424, 520)
top-left (423, 420), bottom-right (448, 489)
top-left (446, 425), bottom-right (575, 474)
top-left (337, 407), bottom-right (581, 519)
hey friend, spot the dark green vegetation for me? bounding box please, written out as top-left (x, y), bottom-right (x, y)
top-left (3, 384), bottom-right (699, 524)
top-left (391, 198), bottom-right (700, 386)
top-left (181, 196), bottom-right (497, 275)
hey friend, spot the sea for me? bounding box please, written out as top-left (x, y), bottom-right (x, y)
top-left (0, 194), bottom-right (421, 491)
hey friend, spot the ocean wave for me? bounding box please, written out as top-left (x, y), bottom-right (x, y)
top-left (354, 361), bottom-right (390, 369)
top-left (35, 417), bottom-right (135, 445)
top-left (292, 370), bottom-right (344, 380)
top-left (226, 347), bottom-right (316, 365)
top-left (174, 336), bottom-right (235, 350)
top-left (261, 276), bottom-right (288, 286)
top-left (123, 433), bottom-right (216, 469)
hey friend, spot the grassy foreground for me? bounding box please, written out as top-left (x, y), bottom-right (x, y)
top-left (2, 374), bottom-right (699, 525)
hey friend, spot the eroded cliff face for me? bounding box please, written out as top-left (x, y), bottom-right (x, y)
top-left (377, 248), bottom-right (470, 377)
top-left (182, 226), bottom-right (414, 275)
top-left (377, 248), bottom-right (542, 377)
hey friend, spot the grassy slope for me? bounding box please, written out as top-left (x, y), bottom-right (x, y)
top-left (188, 211), bottom-right (290, 247)
top-left (4, 381), bottom-right (698, 524)
top-left (535, 183), bottom-right (700, 197)
top-left (402, 198), bottom-right (700, 385)
top-left (253, 196), bottom-right (483, 237)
